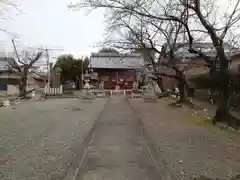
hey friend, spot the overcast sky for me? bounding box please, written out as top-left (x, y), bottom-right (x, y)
top-left (0, 0), bottom-right (106, 58)
top-left (0, 0), bottom-right (235, 60)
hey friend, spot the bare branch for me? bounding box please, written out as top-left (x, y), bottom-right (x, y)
top-left (27, 52), bottom-right (44, 69)
top-left (220, 0), bottom-right (240, 39)
top-left (12, 39), bottom-right (26, 65)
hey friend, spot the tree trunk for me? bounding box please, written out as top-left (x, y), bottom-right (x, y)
top-left (75, 76), bottom-right (80, 89)
top-left (212, 72), bottom-right (231, 124)
top-left (212, 85), bottom-right (231, 124)
top-left (178, 78), bottom-right (186, 103)
top-left (19, 76), bottom-right (27, 98)
top-left (173, 67), bottom-right (187, 103)
top-left (212, 48), bottom-right (231, 124)
top-left (19, 67), bottom-right (28, 98)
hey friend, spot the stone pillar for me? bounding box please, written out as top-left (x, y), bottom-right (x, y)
top-left (99, 81), bottom-right (104, 90)
top-left (51, 65), bottom-right (61, 88)
top-left (54, 73), bottom-right (61, 87)
top-left (142, 73), bottom-right (157, 102)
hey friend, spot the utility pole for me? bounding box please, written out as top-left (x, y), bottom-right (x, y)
top-left (81, 59), bottom-right (84, 89)
top-left (46, 48), bottom-right (50, 85)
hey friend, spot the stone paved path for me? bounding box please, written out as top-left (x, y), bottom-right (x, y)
top-left (73, 96), bottom-right (160, 180)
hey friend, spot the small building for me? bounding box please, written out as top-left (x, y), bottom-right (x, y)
top-left (0, 57), bottom-right (20, 96)
top-left (174, 42), bottom-right (240, 75)
top-left (90, 53), bottom-right (144, 89)
top-left (158, 42), bottom-right (240, 89)
top-left (0, 56), bottom-right (46, 97)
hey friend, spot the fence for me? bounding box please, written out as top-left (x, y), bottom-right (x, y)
top-left (213, 91), bottom-right (240, 108)
top-left (190, 73), bottom-right (240, 108)
top-left (89, 89), bottom-right (133, 97)
top-left (109, 89), bottom-right (133, 96)
top-left (44, 85), bottom-right (63, 96)
top-left (194, 89), bottom-right (240, 109)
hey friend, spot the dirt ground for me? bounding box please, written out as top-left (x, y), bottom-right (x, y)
top-left (1, 96), bottom-right (239, 180)
top-left (129, 97), bottom-right (240, 180)
top-left (0, 98), bottom-right (107, 180)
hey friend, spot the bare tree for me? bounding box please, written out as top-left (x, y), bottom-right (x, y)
top-left (70, 0), bottom-right (240, 125)
top-left (0, 0), bottom-right (22, 19)
top-left (179, 0), bottom-right (240, 125)
top-left (10, 39), bottom-right (44, 97)
top-left (68, 0), bottom-right (199, 102)
top-left (157, 22), bottom-right (189, 102)
top-left (0, 0), bottom-right (22, 37)
top-left (92, 5), bottom-right (191, 102)
top-left (123, 19), bottom-right (190, 102)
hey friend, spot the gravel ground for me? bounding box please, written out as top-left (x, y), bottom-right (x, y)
top-left (129, 98), bottom-right (240, 180)
top-left (0, 98), bottom-right (107, 180)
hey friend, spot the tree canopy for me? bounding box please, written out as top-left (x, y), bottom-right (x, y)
top-left (54, 55), bottom-right (89, 88)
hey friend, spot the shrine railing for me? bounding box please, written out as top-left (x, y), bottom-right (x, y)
top-left (44, 85), bottom-right (63, 96)
top-left (90, 89), bottom-right (133, 96)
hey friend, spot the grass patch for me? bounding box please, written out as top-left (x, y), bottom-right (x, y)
top-left (183, 114), bottom-right (215, 129)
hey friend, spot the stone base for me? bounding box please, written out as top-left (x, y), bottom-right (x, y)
top-left (81, 96), bottom-right (94, 100)
top-left (131, 93), bottom-right (142, 98)
top-left (143, 90), bottom-right (157, 102)
top-left (79, 90), bottom-right (95, 100)
top-left (96, 91), bottom-right (107, 98)
top-left (143, 96), bottom-right (157, 102)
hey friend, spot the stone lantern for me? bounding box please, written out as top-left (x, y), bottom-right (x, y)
top-left (141, 48), bottom-right (158, 102)
top-left (81, 71), bottom-right (94, 99)
top-left (83, 72), bottom-right (91, 89)
top-left (142, 72), bottom-right (157, 102)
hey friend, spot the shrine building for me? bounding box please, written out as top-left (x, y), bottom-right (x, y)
top-left (90, 53), bottom-right (144, 90)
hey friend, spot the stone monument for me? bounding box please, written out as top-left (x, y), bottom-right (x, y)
top-left (97, 81), bottom-right (106, 98)
top-left (84, 72), bottom-right (91, 89)
top-left (99, 81), bottom-right (104, 90)
top-left (133, 81), bottom-right (138, 90)
top-left (115, 85), bottom-right (120, 90)
top-left (142, 73), bottom-right (157, 102)
top-left (82, 72), bottom-right (94, 99)
top-left (98, 81), bottom-right (104, 91)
